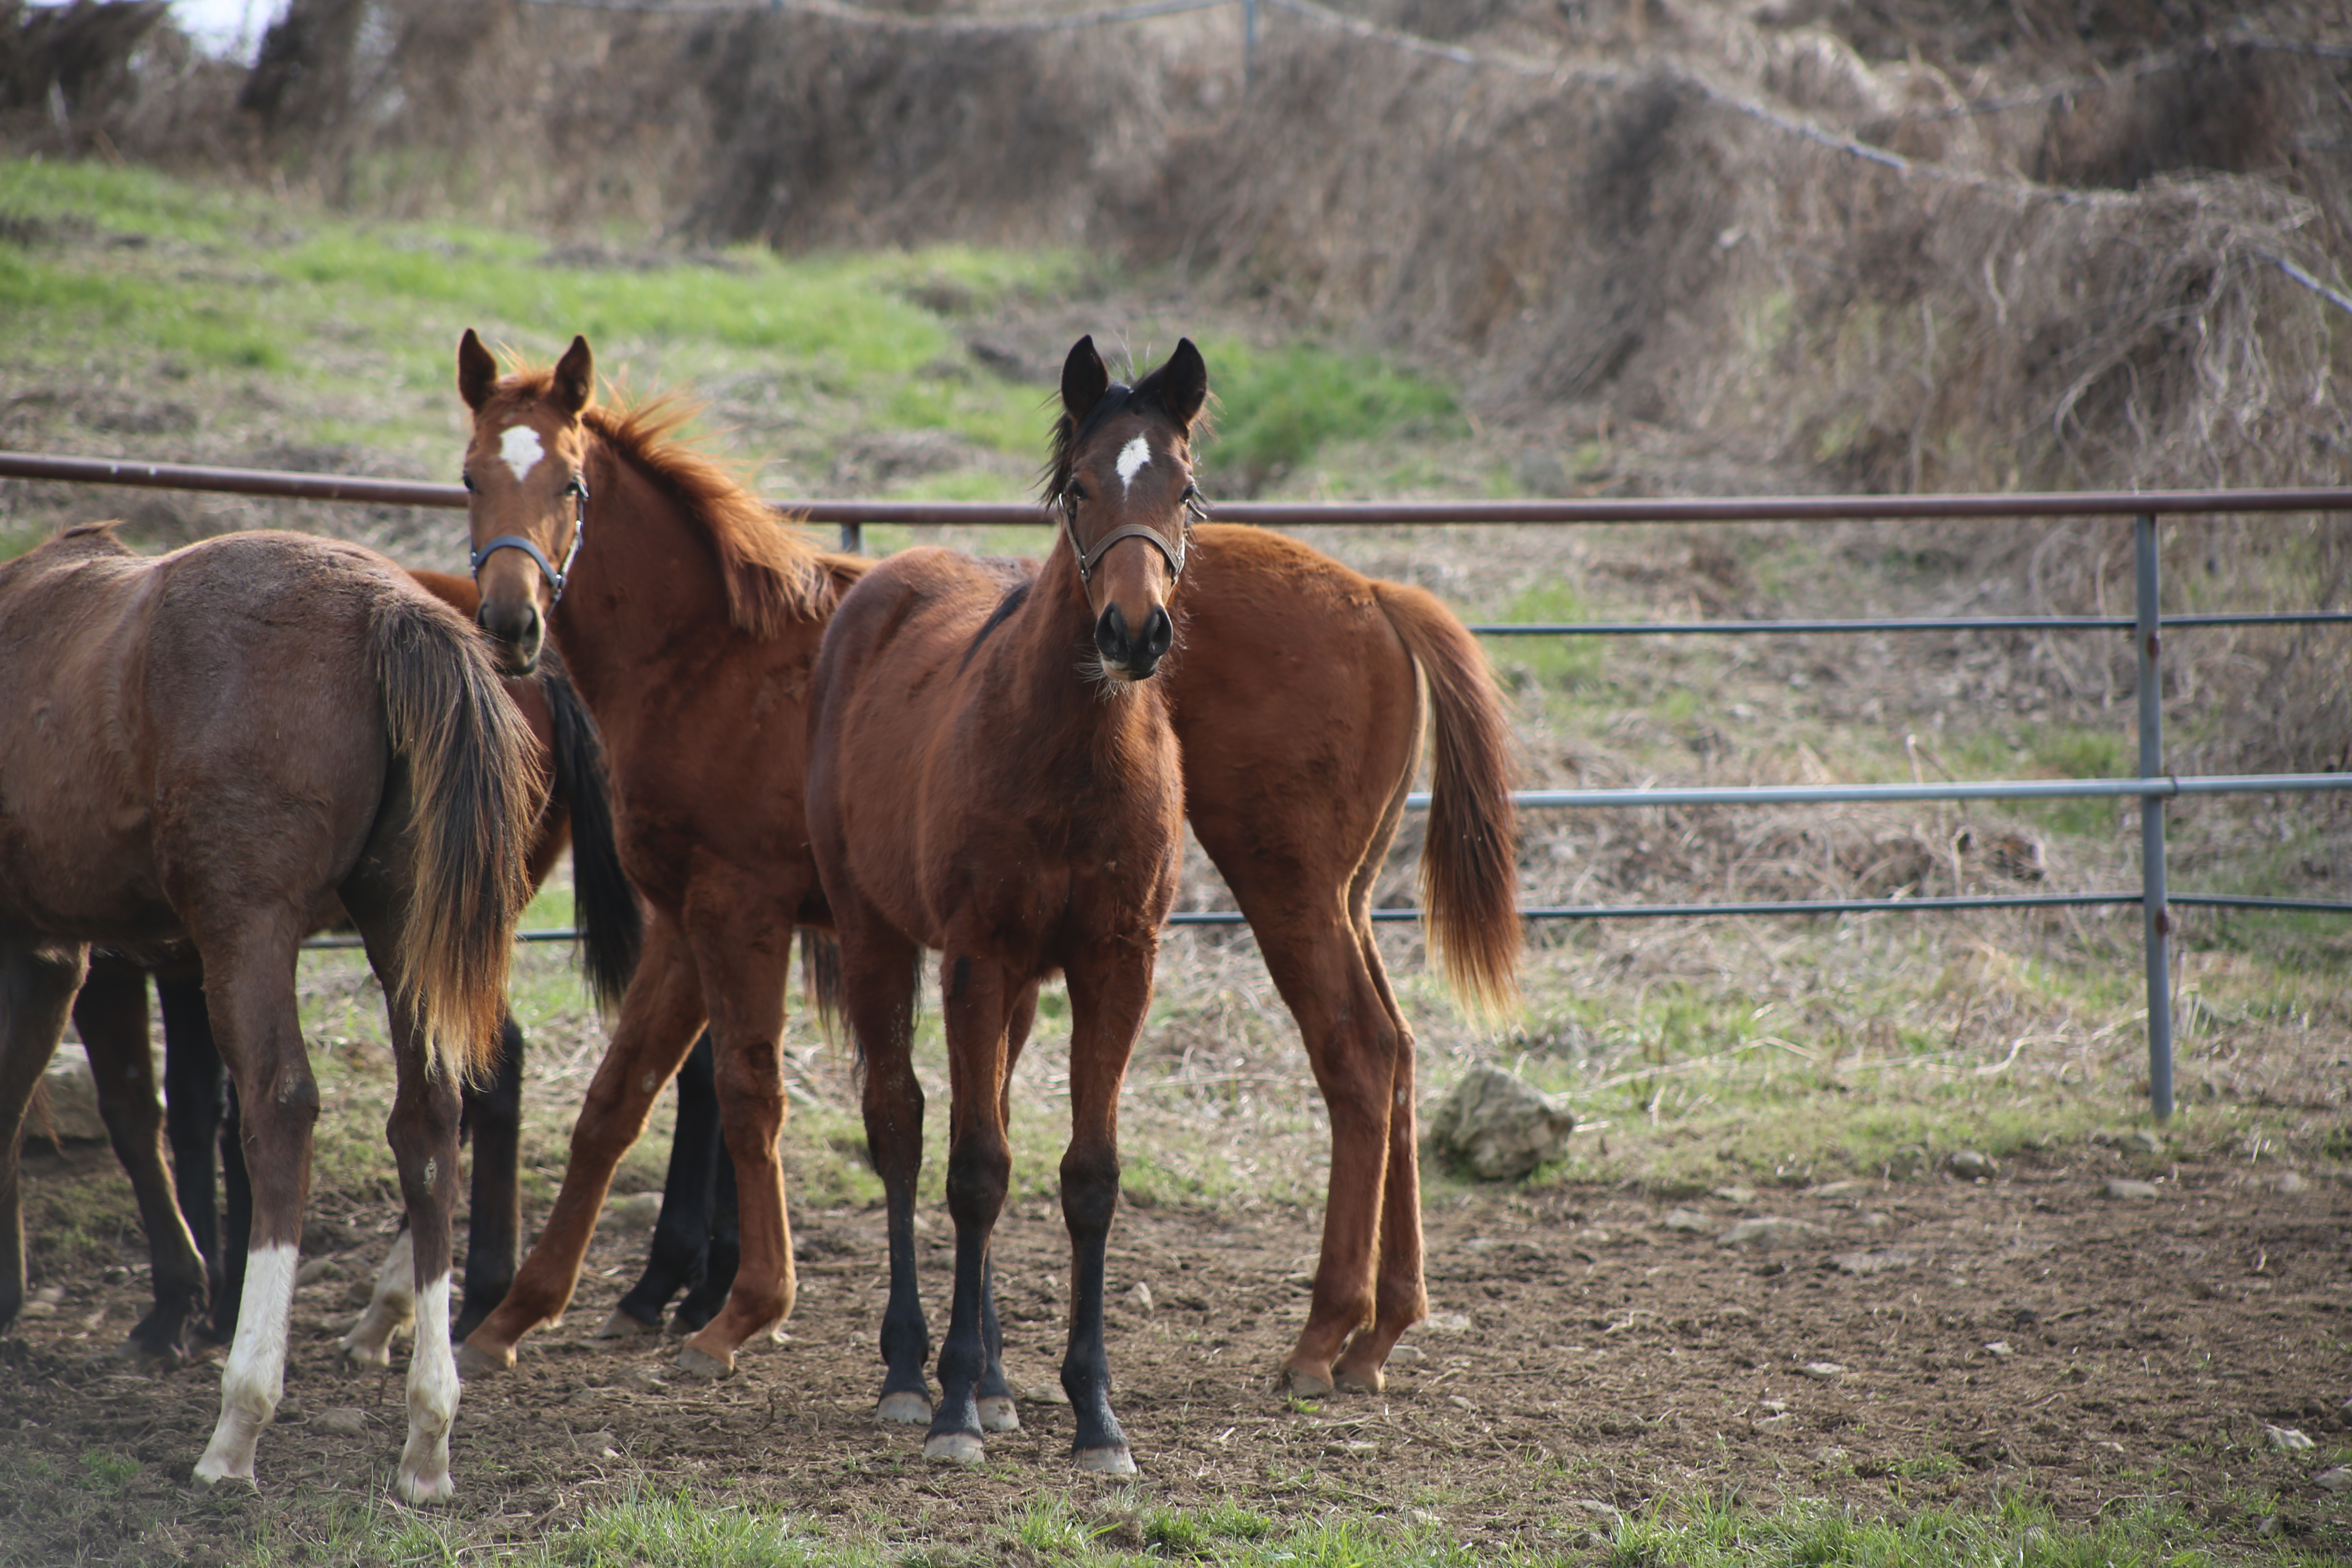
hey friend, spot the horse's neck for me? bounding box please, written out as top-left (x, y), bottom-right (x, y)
top-left (547, 437), bottom-right (731, 724)
top-left (990, 553), bottom-right (1168, 768)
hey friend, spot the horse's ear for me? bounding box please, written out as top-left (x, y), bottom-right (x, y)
top-left (550, 335), bottom-right (595, 419)
top-left (1061, 335), bottom-right (1110, 421)
top-left (458, 329), bottom-right (499, 413)
top-left (1151, 338), bottom-right (1208, 431)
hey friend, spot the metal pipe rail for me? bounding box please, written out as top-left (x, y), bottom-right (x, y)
top-left (11, 449), bottom-right (2350, 1119)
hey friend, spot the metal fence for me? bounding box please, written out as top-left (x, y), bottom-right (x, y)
top-left (6, 448), bottom-right (2350, 1119)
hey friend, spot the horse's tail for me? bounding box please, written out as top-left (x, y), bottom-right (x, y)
top-left (798, 929), bottom-right (845, 1047)
top-left (1370, 580), bottom-right (1522, 1021)
top-left (538, 646), bottom-right (641, 1010)
top-left (366, 594), bottom-right (540, 1084)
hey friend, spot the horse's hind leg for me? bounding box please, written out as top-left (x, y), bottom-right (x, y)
top-left (192, 926), bottom-right (317, 1491)
top-left (0, 943), bottom-right (89, 1336)
top-left (602, 1028), bottom-right (722, 1338)
top-left (673, 1136), bottom-right (737, 1333)
top-left (838, 907), bottom-right (928, 1424)
top-left (454, 1011), bottom-right (525, 1342)
top-left (73, 958), bottom-right (208, 1363)
top-left (975, 979), bottom-right (1040, 1433)
top-left (1054, 950), bottom-right (1147, 1475)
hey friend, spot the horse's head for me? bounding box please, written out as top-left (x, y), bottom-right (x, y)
top-left (1049, 335), bottom-right (1209, 685)
top-left (457, 329), bottom-right (595, 676)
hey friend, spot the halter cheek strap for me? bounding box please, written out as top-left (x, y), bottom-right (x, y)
top-left (470, 483), bottom-right (589, 604)
top-left (1061, 491), bottom-right (1200, 586)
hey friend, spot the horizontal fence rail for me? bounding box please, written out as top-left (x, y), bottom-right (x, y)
top-left (10, 449), bottom-right (2350, 1118)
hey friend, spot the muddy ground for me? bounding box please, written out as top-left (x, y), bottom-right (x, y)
top-left (2, 1139), bottom-right (2346, 1562)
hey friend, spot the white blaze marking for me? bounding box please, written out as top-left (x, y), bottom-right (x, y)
top-left (499, 425), bottom-right (545, 485)
top-left (1116, 435), bottom-right (1152, 495)
top-left (196, 1242), bottom-right (298, 1486)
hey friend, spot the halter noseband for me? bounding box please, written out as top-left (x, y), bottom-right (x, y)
top-left (470, 479), bottom-right (589, 604)
top-left (1059, 483), bottom-right (1206, 586)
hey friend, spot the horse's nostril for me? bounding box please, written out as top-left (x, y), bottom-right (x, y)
top-left (1140, 607), bottom-right (1173, 665)
top-left (1095, 604), bottom-right (1130, 665)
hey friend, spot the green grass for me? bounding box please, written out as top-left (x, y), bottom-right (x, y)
top-left (1197, 339), bottom-right (1464, 494)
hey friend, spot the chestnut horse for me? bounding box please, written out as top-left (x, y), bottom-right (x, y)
top-left (0, 525), bottom-right (537, 1501)
top-left (810, 337), bottom-right (1200, 1471)
top-left (454, 332), bottom-right (866, 1380)
top-left (67, 577), bottom-right (638, 1363)
top-left (444, 333), bottom-right (1518, 1403)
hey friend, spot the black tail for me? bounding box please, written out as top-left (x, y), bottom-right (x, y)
top-left (798, 929), bottom-right (845, 1046)
top-left (540, 646), bottom-right (641, 1009)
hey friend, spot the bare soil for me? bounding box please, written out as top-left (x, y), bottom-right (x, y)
top-left (4, 1138), bottom-right (2347, 1562)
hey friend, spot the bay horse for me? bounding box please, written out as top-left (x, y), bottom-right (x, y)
top-left (443, 332), bottom-right (1518, 1403)
top-left (67, 575), bottom-right (638, 1364)
top-left (809, 336), bottom-right (1200, 1471)
top-left (0, 525), bottom-right (538, 1502)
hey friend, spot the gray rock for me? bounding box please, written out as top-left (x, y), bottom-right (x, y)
top-left (1126, 1281), bottom-right (1154, 1314)
top-left (2266, 1425), bottom-right (2316, 1452)
top-left (2103, 1179), bottom-right (2161, 1200)
top-left (2269, 1171), bottom-right (2310, 1196)
top-left (1660, 1208), bottom-right (1712, 1234)
top-left (1423, 1311), bottom-right (1473, 1334)
top-left (33, 1049), bottom-right (109, 1143)
top-left (2126, 1130), bottom-right (2163, 1155)
top-left (1022, 1381), bottom-right (1071, 1405)
top-left (576, 1430), bottom-right (621, 1457)
top-left (1716, 1216), bottom-right (1827, 1250)
top-left (312, 1408), bottom-right (368, 1437)
top-left (598, 1191), bottom-right (664, 1235)
top-left (2315, 1466), bottom-right (2351, 1493)
top-left (1833, 1248), bottom-right (1916, 1276)
top-left (1947, 1150), bottom-right (1995, 1180)
top-left (1388, 1344), bottom-right (1425, 1365)
top-left (295, 1257), bottom-right (339, 1288)
top-left (1798, 1361), bottom-right (1846, 1380)
top-left (1425, 1067), bottom-right (1576, 1180)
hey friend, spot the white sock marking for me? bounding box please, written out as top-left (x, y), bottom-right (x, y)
top-left (401, 1270), bottom-right (461, 1503)
top-left (499, 425), bottom-right (545, 485)
top-left (1115, 435), bottom-right (1151, 495)
top-left (196, 1242), bottom-right (297, 1486)
top-left (341, 1233), bottom-right (416, 1367)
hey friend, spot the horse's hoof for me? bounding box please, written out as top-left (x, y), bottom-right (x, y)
top-left (593, 1308), bottom-right (660, 1341)
top-left (1333, 1363), bottom-right (1384, 1395)
top-left (1075, 1444), bottom-right (1137, 1475)
top-left (1280, 1363), bottom-right (1336, 1399)
top-left (396, 1468), bottom-right (457, 1506)
top-left (118, 1339), bottom-right (185, 1372)
top-left (340, 1341), bottom-right (393, 1372)
top-left (877, 1391), bottom-right (931, 1424)
top-left (454, 1341), bottom-right (513, 1379)
top-left (922, 1431), bottom-right (985, 1466)
top-left (672, 1344), bottom-right (732, 1379)
top-left (977, 1395), bottom-right (1021, 1433)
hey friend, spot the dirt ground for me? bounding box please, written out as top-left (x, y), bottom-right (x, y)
top-left (2, 1139), bottom-right (2346, 1562)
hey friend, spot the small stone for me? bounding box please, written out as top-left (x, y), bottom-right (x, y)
top-left (1861, 1211), bottom-right (1893, 1230)
top-left (597, 1192), bottom-right (664, 1235)
top-left (2104, 1179), bottom-right (2161, 1200)
top-left (1022, 1381), bottom-right (1071, 1405)
top-left (312, 1407), bottom-right (368, 1437)
top-left (1423, 1311), bottom-right (1473, 1335)
top-left (19, 1302), bottom-right (56, 1320)
top-left (1947, 1150), bottom-right (1995, 1180)
top-left (2266, 1425), bottom-right (2316, 1452)
top-left (1760, 1399), bottom-right (1788, 1414)
top-left (295, 1257), bottom-right (339, 1288)
top-left (1833, 1248), bottom-right (1915, 1276)
top-left (617, 1365), bottom-right (668, 1394)
top-left (1814, 1445), bottom-right (1849, 1465)
top-left (1446, 1394), bottom-right (1475, 1412)
top-left (31, 1286), bottom-right (64, 1307)
top-left (1982, 1341), bottom-right (2013, 1358)
top-left (1799, 1361), bottom-right (1846, 1380)
top-left (2126, 1129), bottom-right (2163, 1155)
top-left (577, 1430), bottom-right (621, 1458)
top-left (33, 1049), bottom-right (109, 1142)
top-left (1660, 1208), bottom-right (1711, 1234)
top-left (2269, 1171), bottom-right (2310, 1196)
top-left (1127, 1281), bottom-right (1154, 1313)
top-left (2314, 1467), bottom-right (2352, 1493)
top-left (1716, 1216), bottom-right (1826, 1250)
top-left (2255, 1515), bottom-right (2283, 1539)
top-left (1424, 1067), bottom-right (1575, 1180)
top-left (1388, 1344), bottom-right (1425, 1365)
top-left (1711, 1186), bottom-right (1757, 1206)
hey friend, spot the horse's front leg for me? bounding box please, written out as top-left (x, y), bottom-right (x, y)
top-left (834, 907), bottom-right (929, 1423)
top-left (192, 927), bottom-right (315, 1492)
top-left (677, 903), bottom-right (803, 1378)
top-left (461, 912), bottom-right (705, 1376)
top-left (603, 1029), bottom-right (723, 1339)
top-left (974, 978), bottom-right (1040, 1433)
top-left (74, 956), bottom-right (209, 1365)
top-left (0, 943), bottom-right (88, 1339)
top-left (1057, 942), bottom-right (1154, 1474)
top-left (924, 951), bottom-right (1014, 1465)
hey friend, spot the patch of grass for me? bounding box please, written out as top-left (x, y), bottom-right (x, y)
top-left (1199, 339), bottom-right (1463, 494)
top-left (1488, 582), bottom-right (1609, 697)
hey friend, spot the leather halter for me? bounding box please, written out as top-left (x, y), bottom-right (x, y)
top-left (1059, 483), bottom-right (1205, 586)
top-left (470, 479), bottom-right (588, 604)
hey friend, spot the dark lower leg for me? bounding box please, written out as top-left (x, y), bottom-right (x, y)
top-left (615, 1029), bottom-right (721, 1328)
top-left (455, 1012), bottom-right (525, 1341)
top-left (158, 969), bottom-right (231, 1324)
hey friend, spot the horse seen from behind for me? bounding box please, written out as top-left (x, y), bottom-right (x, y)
top-left (0, 524), bottom-right (539, 1502)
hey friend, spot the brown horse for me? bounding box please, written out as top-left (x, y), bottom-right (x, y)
top-left (67, 567), bottom-right (638, 1365)
top-left (0, 525), bottom-right (537, 1502)
top-left (811, 337), bottom-right (1199, 1471)
top-left (445, 334), bottom-right (1518, 1402)
top-left (454, 332), bottom-right (866, 1380)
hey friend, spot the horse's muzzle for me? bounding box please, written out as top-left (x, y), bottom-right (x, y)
top-left (1095, 603), bottom-right (1173, 681)
top-left (477, 599), bottom-right (543, 675)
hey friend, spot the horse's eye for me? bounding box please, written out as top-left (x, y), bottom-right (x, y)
top-left (564, 477), bottom-right (584, 497)
top-left (461, 471), bottom-right (476, 493)
top-left (1068, 482), bottom-right (1088, 503)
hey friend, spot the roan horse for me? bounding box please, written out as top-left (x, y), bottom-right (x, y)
top-left (809, 336), bottom-right (1200, 1471)
top-left (440, 332), bottom-right (1518, 1407)
top-left (67, 577), bottom-right (638, 1365)
top-left (0, 525), bottom-right (537, 1502)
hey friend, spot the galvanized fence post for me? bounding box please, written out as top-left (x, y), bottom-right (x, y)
top-left (840, 522), bottom-right (864, 554)
top-left (2135, 513), bottom-right (2175, 1119)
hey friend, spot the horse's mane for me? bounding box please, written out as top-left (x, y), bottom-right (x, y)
top-left (492, 364), bottom-right (839, 638)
